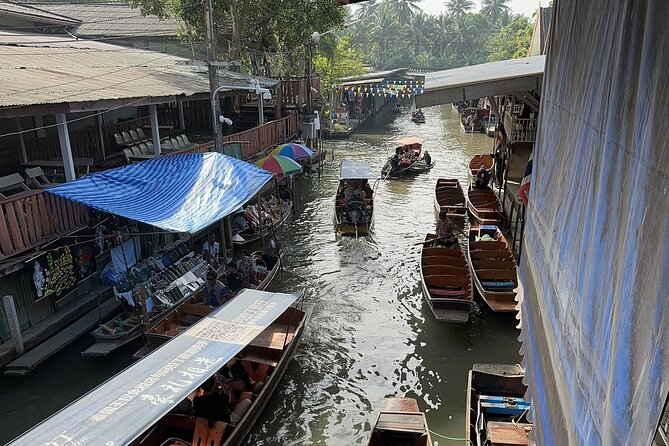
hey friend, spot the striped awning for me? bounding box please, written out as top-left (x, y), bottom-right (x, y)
top-left (47, 153), bottom-right (273, 233)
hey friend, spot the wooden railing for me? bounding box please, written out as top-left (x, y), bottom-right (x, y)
top-left (0, 191), bottom-right (88, 259)
top-left (280, 78), bottom-right (321, 106)
top-left (510, 118), bottom-right (538, 143)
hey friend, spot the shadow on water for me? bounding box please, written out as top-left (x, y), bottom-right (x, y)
top-left (0, 105), bottom-right (521, 445)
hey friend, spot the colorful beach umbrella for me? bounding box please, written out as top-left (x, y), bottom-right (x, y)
top-left (271, 143), bottom-right (314, 160)
top-left (254, 155), bottom-right (302, 177)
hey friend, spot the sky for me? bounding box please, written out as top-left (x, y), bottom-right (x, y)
top-left (399, 0), bottom-right (544, 19)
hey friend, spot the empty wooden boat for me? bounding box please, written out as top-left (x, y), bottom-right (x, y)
top-left (468, 154), bottom-right (495, 177)
top-left (434, 179), bottom-right (466, 220)
top-left (466, 364), bottom-right (532, 446)
top-left (367, 397), bottom-right (432, 446)
top-left (381, 136), bottom-right (423, 178)
top-left (467, 226), bottom-right (522, 312)
top-left (467, 185), bottom-right (503, 225)
top-left (420, 233), bottom-right (473, 323)
top-left (7, 290), bottom-right (312, 446)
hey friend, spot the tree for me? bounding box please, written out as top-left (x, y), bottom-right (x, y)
top-left (369, 3), bottom-right (397, 57)
top-left (388, 0), bottom-right (423, 26)
top-left (488, 16), bottom-right (532, 61)
top-left (480, 0), bottom-right (511, 26)
top-left (313, 36), bottom-right (366, 88)
top-left (444, 0), bottom-right (474, 18)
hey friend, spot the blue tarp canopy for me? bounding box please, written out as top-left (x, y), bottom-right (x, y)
top-left (47, 153), bottom-right (273, 233)
top-left (7, 289), bottom-right (299, 446)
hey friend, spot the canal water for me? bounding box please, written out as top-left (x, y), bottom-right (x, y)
top-left (0, 104), bottom-right (522, 445)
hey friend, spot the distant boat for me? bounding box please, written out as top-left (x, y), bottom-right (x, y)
top-left (366, 397), bottom-right (432, 446)
top-left (381, 136), bottom-right (423, 178)
top-left (420, 233), bottom-right (473, 323)
top-left (466, 364), bottom-right (532, 446)
top-left (411, 112), bottom-right (426, 124)
top-left (467, 226), bottom-right (522, 312)
top-left (460, 107), bottom-right (484, 133)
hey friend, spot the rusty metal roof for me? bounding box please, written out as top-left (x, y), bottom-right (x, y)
top-left (0, 30), bottom-right (279, 109)
top-left (0, 1), bottom-right (79, 25)
top-left (29, 2), bottom-right (180, 38)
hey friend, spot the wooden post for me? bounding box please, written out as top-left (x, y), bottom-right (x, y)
top-left (139, 284), bottom-right (149, 328)
top-left (258, 94), bottom-right (264, 125)
top-left (149, 104), bottom-right (161, 155)
top-left (219, 218), bottom-right (228, 266)
top-left (257, 193), bottom-right (265, 250)
top-left (178, 99), bottom-right (186, 131)
top-left (225, 215), bottom-right (233, 259)
top-left (3, 295), bottom-right (24, 355)
top-left (55, 113), bottom-right (76, 182)
top-left (96, 113), bottom-right (106, 161)
top-left (15, 118), bottom-right (27, 163)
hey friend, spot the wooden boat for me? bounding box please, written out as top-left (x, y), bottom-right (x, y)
top-left (335, 160), bottom-right (377, 237)
top-left (133, 251), bottom-right (281, 358)
top-left (466, 364), bottom-right (532, 446)
top-left (411, 113), bottom-right (425, 124)
top-left (467, 185), bottom-right (503, 225)
top-left (7, 290), bottom-right (311, 446)
top-left (381, 136), bottom-right (423, 178)
top-left (232, 201), bottom-right (292, 246)
top-left (420, 233), bottom-right (473, 323)
top-left (467, 226), bottom-right (522, 312)
top-left (460, 107), bottom-right (484, 133)
top-left (392, 103), bottom-right (403, 113)
top-left (82, 254), bottom-right (208, 357)
top-left (408, 159), bottom-right (434, 174)
top-left (367, 398), bottom-right (432, 446)
top-left (434, 179), bottom-right (466, 220)
top-left (469, 154), bottom-right (495, 178)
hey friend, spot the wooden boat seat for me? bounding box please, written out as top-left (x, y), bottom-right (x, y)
top-left (470, 250), bottom-right (514, 260)
top-left (429, 289), bottom-right (466, 297)
top-left (422, 256), bottom-right (467, 267)
top-left (472, 259), bottom-right (516, 269)
top-left (424, 275), bottom-right (470, 288)
top-left (249, 323), bottom-right (295, 350)
top-left (469, 241), bottom-right (506, 250)
top-left (422, 247), bottom-right (461, 256)
top-left (422, 265), bottom-right (469, 277)
top-left (476, 269), bottom-right (517, 282)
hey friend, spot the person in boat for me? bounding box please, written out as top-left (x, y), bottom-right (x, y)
top-left (390, 154), bottom-right (400, 170)
top-left (436, 210), bottom-right (459, 247)
top-left (232, 210), bottom-right (249, 233)
top-left (201, 233), bottom-right (220, 268)
top-left (237, 250), bottom-right (259, 286)
top-left (423, 150), bottom-right (432, 167)
top-left (262, 235), bottom-right (281, 270)
top-left (475, 167), bottom-right (491, 189)
top-left (362, 180), bottom-right (374, 204)
top-left (204, 270), bottom-right (228, 307)
top-left (278, 183), bottom-right (291, 202)
top-left (192, 375), bottom-right (232, 424)
top-left (343, 181), bottom-right (354, 204)
top-left (226, 261), bottom-right (245, 295)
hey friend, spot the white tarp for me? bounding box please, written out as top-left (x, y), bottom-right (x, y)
top-left (520, 0), bottom-right (669, 445)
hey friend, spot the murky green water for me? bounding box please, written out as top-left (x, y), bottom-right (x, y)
top-left (0, 105), bottom-right (521, 445)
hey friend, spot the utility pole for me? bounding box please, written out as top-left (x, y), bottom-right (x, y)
top-left (204, 0), bottom-right (224, 152)
top-left (306, 43), bottom-right (313, 115)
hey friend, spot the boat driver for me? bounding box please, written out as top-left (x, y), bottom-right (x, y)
top-left (436, 211), bottom-right (459, 247)
top-left (475, 167), bottom-right (491, 189)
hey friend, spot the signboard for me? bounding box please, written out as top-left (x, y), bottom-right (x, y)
top-left (7, 290), bottom-right (298, 446)
top-left (31, 238), bottom-right (96, 303)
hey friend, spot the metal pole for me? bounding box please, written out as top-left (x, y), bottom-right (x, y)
top-left (149, 105), bottom-right (161, 155)
top-left (55, 113), bottom-right (76, 182)
top-left (3, 295), bottom-right (24, 355)
top-left (306, 43), bottom-right (313, 114)
top-left (204, 0), bottom-right (224, 153)
top-left (258, 93), bottom-right (264, 125)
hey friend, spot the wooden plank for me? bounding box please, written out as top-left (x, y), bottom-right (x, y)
top-left (25, 196), bottom-right (37, 246)
top-left (37, 193), bottom-right (52, 237)
top-left (46, 193), bottom-right (61, 234)
top-left (13, 200), bottom-right (30, 248)
top-left (5, 201), bottom-right (24, 251)
top-left (0, 207), bottom-right (14, 255)
top-left (29, 195), bottom-right (41, 243)
top-left (64, 198), bottom-right (75, 229)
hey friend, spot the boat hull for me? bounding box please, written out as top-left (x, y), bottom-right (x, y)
top-left (434, 178), bottom-right (467, 221)
top-left (467, 186), bottom-right (503, 225)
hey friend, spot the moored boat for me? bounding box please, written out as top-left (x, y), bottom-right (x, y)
top-left (335, 160), bottom-right (377, 237)
top-left (133, 251), bottom-right (282, 358)
top-left (468, 154), bottom-right (495, 178)
top-left (466, 364), bottom-right (532, 446)
top-left (232, 200), bottom-right (292, 246)
top-left (381, 136), bottom-right (423, 178)
top-left (367, 398), bottom-right (432, 446)
top-left (420, 233), bottom-right (473, 323)
top-left (467, 226), bottom-right (522, 312)
top-left (7, 290), bottom-right (312, 446)
top-left (460, 107), bottom-right (484, 133)
top-left (434, 179), bottom-right (466, 221)
top-left (467, 185), bottom-right (503, 225)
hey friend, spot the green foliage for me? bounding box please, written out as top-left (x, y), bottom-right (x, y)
top-left (487, 16), bottom-right (532, 61)
top-left (314, 37), bottom-right (366, 89)
top-left (347, 0), bottom-right (533, 71)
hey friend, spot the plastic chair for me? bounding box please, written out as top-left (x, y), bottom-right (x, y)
top-left (136, 128), bottom-right (148, 140)
top-left (182, 134), bottom-right (191, 145)
top-left (137, 142), bottom-right (148, 153)
top-left (131, 146), bottom-right (142, 156)
top-left (0, 173), bottom-right (31, 198)
top-left (122, 149), bottom-right (133, 164)
top-left (146, 141), bottom-right (155, 152)
top-left (114, 133), bottom-right (126, 146)
top-left (121, 131), bottom-right (133, 144)
top-left (24, 167), bottom-right (52, 188)
top-left (129, 129), bottom-right (141, 142)
top-left (139, 143), bottom-right (151, 155)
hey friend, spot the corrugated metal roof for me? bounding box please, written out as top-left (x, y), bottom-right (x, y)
top-left (0, 30), bottom-right (280, 108)
top-left (339, 68), bottom-right (411, 82)
top-left (415, 56), bottom-right (545, 108)
top-left (30, 2), bottom-right (180, 38)
top-left (0, 1), bottom-right (78, 25)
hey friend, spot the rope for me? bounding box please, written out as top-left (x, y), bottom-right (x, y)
top-left (427, 428), bottom-right (469, 442)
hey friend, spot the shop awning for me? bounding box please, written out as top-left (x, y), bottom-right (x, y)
top-left (415, 56), bottom-right (545, 108)
top-left (340, 159), bottom-right (377, 180)
top-left (6, 289), bottom-right (299, 446)
top-left (47, 152), bottom-right (273, 233)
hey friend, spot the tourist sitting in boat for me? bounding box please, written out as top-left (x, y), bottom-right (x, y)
top-left (201, 233), bottom-right (220, 268)
top-left (226, 261), bottom-right (244, 295)
top-left (278, 183), bottom-right (291, 202)
top-left (192, 375), bottom-right (232, 424)
top-left (204, 270), bottom-right (228, 307)
top-left (475, 167), bottom-right (492, 189)
top-left (232, 210), bottom-right (249, 233)
top-left (390, 154), bottom-right (400, 170)
top-left (436, 210), bottom-right (459, 247)
top-left (424, 150), bottom-right (432, 167)
top-left (262, 235), bottom-right (281, 270)
top-left (237, 250), bottom-right (260, 286)
top-left (362, 180), bottom-right (374, 204)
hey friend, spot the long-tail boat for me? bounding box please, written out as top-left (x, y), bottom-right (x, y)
top-left (381, 136), bottom-right (423, 178)
top-left (7, 290), bottom-right (312, 446)
top-left (468, 154), bottom-right (495, 178)
top-left (420, 233), bottom-right (473, 323)
top-left (367, 398), bottom-right (432, 446)
top-left (467, 226), bottom-right (522, 312)
top-left (335, 160), bottom-right (377, 237)
top-left (434, 179), bottom-right (467, 222)
top-left (467, 185), bottom-right (503, 225)
top-left (466, 364), bottom-right (532, 446)
top-left (133, 251), bottom-right (281, 358)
